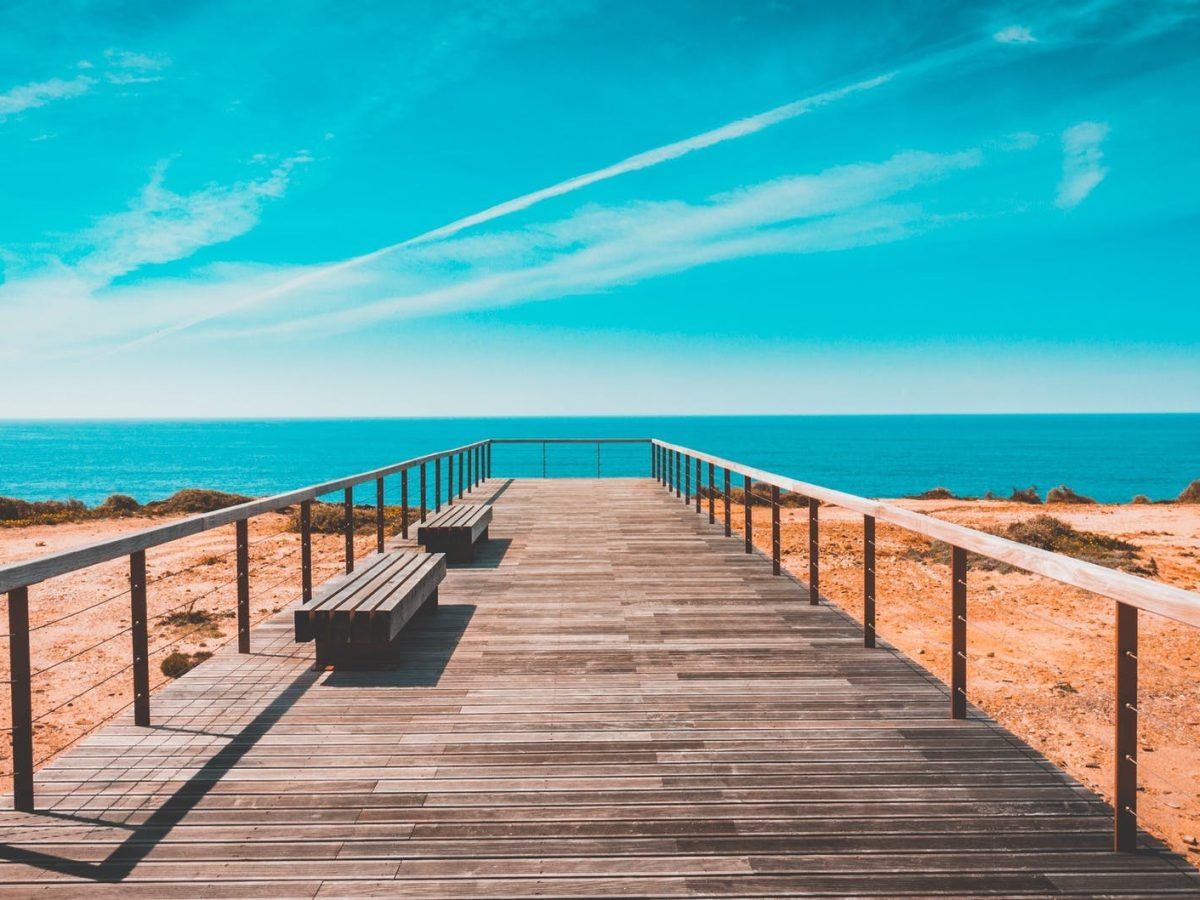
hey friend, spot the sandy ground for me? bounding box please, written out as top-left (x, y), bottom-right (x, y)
top-left (726, 496), bottom-right (1200, 861)
top-left (1, 497), bottom-right (1199, 861)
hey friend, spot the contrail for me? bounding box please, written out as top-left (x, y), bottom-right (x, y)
top-left (113, 71), bottom-right (895, 351)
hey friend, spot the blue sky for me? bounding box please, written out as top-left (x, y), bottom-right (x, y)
top-left (1, 0), bottom-right (1197, 417)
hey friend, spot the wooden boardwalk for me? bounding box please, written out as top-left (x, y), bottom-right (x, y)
top-left (1, 478), bottom-right (1197, 897)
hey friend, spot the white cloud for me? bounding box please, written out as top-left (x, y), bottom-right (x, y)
top-left (0, 75), bottom-right (94, 117)
top-left (994, 24), bottom-right (1038, 43)
top-left (1056, 121), bottom-right (1109, 208)
top-left (106, 69), bottom-right (896, 349)
top-left (218, 148), bottom-right (984, 338)
top-left (102, 48), bottom-right (171, 85)
top-left (74, 154), bottom-right (310, 281)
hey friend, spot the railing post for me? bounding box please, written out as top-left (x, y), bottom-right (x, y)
top-left (8, 586), bottom-right (33, 811)
top-left (236, 518), bottom-right (250, 653)
top-left (723, 468), bottom-right (731, 537)
top-left (435, 458), bottom-right (442, 512)
top-left (651, 444), bottom-right (657, 481)
top-left (743, 475), bottom-right (752, 553)
top-left (951, 545), bottom-right (967, 719)
top-left (401, 471), bottom-right (410, 539)
top-left (863, 515), bottom-right (876, 648)
top-left (343, 488), bottom-right (354, 574)
top-left (420, 463), bottom-right (428, 521)
top-left (130, 551), bottom-right (149, 727)
top-left (675, 452), bottom-right (681, 498)
top-left (708, 462), bottom-right (715, 524)
top-left (694, 458), bottom-right (701, 513)
top-left (468, 448), bottom-right (473, 493)
top-left (771, 485), bottom-right (781, 575)
top-left (808, 499), bottom-right (820, 604)
top-left (375, 477), bottom-right (385, 554)
top-left (458, 451), bottom-right (464, 498)
top-left (487, 442), bottom-right (492, 478)
top-left (447, 454), bottom-right (454, 506)
top-left (1115, 601), bottom-right (1138, 852)
top-left (300, 500), bottom-right (313, 602)
top-left (685, 455), bottom-right (691, 504)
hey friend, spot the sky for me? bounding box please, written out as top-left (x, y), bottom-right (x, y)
top-left (1, 0), bottom-right (1198, 417)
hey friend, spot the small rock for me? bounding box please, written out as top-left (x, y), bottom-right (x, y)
top-left (986, 651), bottom-right (995, 658)
top-left (1053, 681), bottom-right (1078, 694)
top-left (1183, 835), bottom-right (1197, 846)
top-left (1165, 800), bottom-right (1182, 809)
top-left (1084, 762), bottom-right (1101, 769)
top-left (1142, 745), bottom-right (1155, 752)
top-left (917, 648), bottom-right (925, 655)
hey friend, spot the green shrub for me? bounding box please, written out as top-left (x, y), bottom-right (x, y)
top-left (907, 487), bottom-right (958, 500)
top-left (1046, 485), bottom-right (1096, 504)
top-left (1130, 494), bottom-right (1151, 505)
top-left (1009, 486), bottom-right (1042, 504)
top-left (160, 650), bottom-right (213, 678)
top-left (1178, 480), bottom-right (1200, 503)
top-left (144, 489), bottom-right (253, 515)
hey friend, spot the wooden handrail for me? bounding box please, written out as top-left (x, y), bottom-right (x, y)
top-left (0, 440), bottom-right (490, 594)
top-left (652, 439), bottom-right (1200, 628)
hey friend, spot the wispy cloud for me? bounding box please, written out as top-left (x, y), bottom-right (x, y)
top-left (74, 154), bottom-right (310, 281)
top-left (102, 48), bottom-right (170, 85)
top-left (1056, 121), bottom-right (1109, 208)
top-left (994, 24), bottom-right (1037, 43)
top-left (0, 75), bottom-right (93, 117)
top-left (212, 148), bottom-right (986, 338)
top-left (107, 70), bottom-right (896, 349)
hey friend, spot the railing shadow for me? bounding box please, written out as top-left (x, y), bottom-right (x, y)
top-left (0, 666), bottom-right (320, 881)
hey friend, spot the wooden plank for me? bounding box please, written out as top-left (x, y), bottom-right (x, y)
top-left (0, 478), bottom-right (1195, 897)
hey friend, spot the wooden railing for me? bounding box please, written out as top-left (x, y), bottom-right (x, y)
top-left (0, 439), bottom-right (493, 812)
top-left (650, 439), bottom-right (1200, 852)
top-left (4, 434), bottom-right (1198, 854)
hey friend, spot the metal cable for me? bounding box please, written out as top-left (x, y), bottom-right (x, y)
top-left (31, 625), bottom-right (134, 678)
top-left (33, 661), bottom-right (134, 723)
top-left (28, 587), bottom-right (131, 633)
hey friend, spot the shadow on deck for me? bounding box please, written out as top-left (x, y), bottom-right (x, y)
top-left (0, 478), bottom-right (1196, 897)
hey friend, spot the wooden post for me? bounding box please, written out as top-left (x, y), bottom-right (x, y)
top-left (723, 468), bottom-right (731, 537)
top-left (951, 546), bottom-right (967, 719)
top-left (685, 455), bottom-right (691, 504)
top-left (675, 452), bottom-right (681, 498)
top-left (435, 458), bottom-right (442, 512)
top-left (236, 519), bottom-right (250, 654)
top-left (375, 477), bottom-right (385, 554)
top-left (458, 451), bottom-right (464, 498)
top-left (694, 457), bottom-right (701, 513)
top-left (130, 551), bottom-right (149, 727)
top-left (468, 448), bottom-right (473, 493)
top-left (863, 515), bottom-right (876, 649)
top-left (1115, 601), bottom-right (1138, 852)
top-left (420, 463), bottom-right (428, 521)
top-left (743, 475), bottom-right (752, 554)
top-left (487, 442), bottom-right (492, 479)
top-left (652, 444), bottom-right (657, 481)
top-left (8, 586), bottom-right (33, 811)
top-left (401, 471), bottom-right (410, 539)
top-left (771, 485), bottom-right (781, 575)
top-left (708, 462), bottom-right (715, 524)
top-left (300, 500), bottom-right (312, 602)
top-left (808, 500), bottom-right (820, 604)
top-left (447, 454), bottom-right (454, 506)
top-left (343, 488), bottom-right (354, 574)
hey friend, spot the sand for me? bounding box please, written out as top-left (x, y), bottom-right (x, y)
top-left (1, 497), bottom-right (1198, 859)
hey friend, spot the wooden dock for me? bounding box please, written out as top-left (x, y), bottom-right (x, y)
top-left (1, 478), bottom-right (1197, 897)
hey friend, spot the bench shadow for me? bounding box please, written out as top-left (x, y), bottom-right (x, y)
top-left (321, 602), bottom-right (475, 688)
top-left (0, 666), bottom-right (320, 881)
top-left (456, 536), bottom-right (512, 569)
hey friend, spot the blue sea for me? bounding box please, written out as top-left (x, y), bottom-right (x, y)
top-left (0, 415), bottom-right (1197, 506)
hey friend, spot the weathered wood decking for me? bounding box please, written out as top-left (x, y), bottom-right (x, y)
top-left (1, 478), bottom-right (1197, 897)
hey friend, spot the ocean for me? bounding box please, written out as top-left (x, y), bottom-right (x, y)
top-left (1, 415), bottom-right (1197, 506)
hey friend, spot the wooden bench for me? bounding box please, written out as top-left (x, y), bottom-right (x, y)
top-left (417, 504), bottom-right (492, 563)
top-left (294, 551), bottom-right (446, 668)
